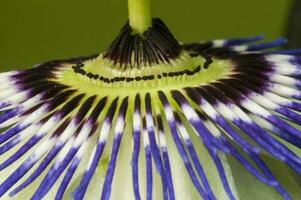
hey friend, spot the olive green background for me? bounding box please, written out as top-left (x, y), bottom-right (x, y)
top-left (0, 0), bottom-right (293, 71)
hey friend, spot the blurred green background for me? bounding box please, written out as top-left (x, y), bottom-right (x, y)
top-left (0, 0), bottom-right (293, 71)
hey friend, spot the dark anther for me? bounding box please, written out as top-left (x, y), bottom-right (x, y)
top-left (87, 73), bottom-right (94, 79)
top-left (126, 78), bottom-right (135, 82)
top-left (142, 76), bottom-right (149, 81)
top-left (202, 53), bottom-right (213, 69)
top-left (72, 61), bottom-right (201, 83)
top-left (135, 77), bottom-right (142, 81)
top-left (79, 69), bottom-right (86, 75)
top-left (104, 78), bottom-right (109, 83)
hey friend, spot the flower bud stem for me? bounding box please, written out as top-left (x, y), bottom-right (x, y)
top-left (128, 0), bottom-right (152, 34)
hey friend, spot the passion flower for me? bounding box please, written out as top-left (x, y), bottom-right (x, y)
top-left (1, 0), bottom-right (301, 200)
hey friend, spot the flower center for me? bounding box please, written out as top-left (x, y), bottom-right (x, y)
top-left (54, 19), bottom-right (231, 93)
top-left (103, 18), bottom-right (182, 68)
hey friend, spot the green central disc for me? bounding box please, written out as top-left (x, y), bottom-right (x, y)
top-left (53, 18), bottom-right (232, 96)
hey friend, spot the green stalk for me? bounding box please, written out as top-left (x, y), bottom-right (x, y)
top-left (128, 0), bottom-right (152, 34)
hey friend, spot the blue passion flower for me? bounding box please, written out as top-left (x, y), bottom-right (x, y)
top-left (0, 0), bottom-right (301, 199)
